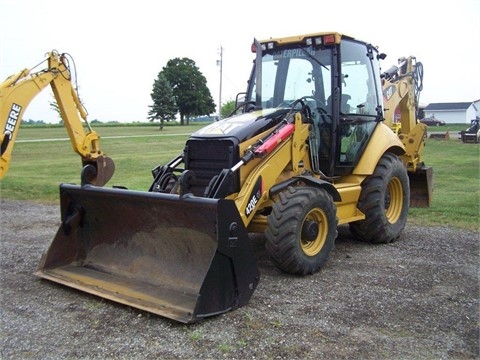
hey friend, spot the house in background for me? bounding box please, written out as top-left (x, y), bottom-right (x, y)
top-left (423, 100), bottom-right (480, 124)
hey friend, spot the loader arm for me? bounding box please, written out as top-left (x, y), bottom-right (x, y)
top-left (232, 112), bottom-right (310, 227)
top-left (231, 112), bottom-right (340, 228)
top-left (0, 51), bottom-right (114, 186)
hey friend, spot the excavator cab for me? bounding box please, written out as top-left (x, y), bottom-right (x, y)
top-left (246, 36), bottom-right (385, 178)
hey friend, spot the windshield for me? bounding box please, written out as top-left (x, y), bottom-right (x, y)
top-left (339, 40), bottom-right (382, 116)
top-left (248, 45), bottom-right (333, 114)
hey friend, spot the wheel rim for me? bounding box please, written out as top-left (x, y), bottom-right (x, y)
top-left (385, 177), bottom-right (403, 224)
top-left (300, 209), bottom-right (328, 256)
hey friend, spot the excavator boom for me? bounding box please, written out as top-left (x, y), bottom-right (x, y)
top-left (0, 51), bottom-right (114, 186)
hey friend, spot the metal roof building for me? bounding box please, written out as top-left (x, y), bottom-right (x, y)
top-left (423, 100), bottom-right (479, 124)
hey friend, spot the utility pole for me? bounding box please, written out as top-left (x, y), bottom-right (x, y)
top-left (217, 46), bottom-right (223, 120)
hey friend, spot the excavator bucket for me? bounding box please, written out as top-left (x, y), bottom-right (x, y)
top-left (36, 184), bottom-right (260, 324)
top-left (408, 164), bottom-right (434, 207)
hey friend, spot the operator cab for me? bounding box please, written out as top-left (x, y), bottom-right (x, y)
top-left (244, 33), bottom-right (384, 177)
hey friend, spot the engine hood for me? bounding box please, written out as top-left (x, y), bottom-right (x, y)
top-left (190, 108), bottom-right (289, 143)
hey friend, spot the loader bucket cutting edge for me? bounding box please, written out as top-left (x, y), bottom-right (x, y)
top-left (36, 184), bottom-right (260, 324)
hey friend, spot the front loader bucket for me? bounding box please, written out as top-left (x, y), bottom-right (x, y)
top-left (36, 184), bottom-right (260, 324)
top-left (408, 164), bottom-right (434, 207)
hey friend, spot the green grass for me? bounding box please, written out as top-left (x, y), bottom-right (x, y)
top-left (1, 123), bottom-right (479, 231)
top-left (408, 138), bottom-right (479, 231)
top-left (1, 124), bottom-right (206, 200)
top-left (426, 123), bottom-right (469, 133)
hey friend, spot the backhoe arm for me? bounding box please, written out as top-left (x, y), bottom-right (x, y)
top-left (382, 56), bottom-right (433, 206)
top-left (0, 51), bottom-right (114, 185)
top-left (381, 56), bottom-right (427, 172)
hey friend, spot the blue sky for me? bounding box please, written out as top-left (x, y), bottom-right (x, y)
top-left (1, 0), bottom-right (479, 123)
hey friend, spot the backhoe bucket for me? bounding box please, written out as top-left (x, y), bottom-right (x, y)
top-left (36, 184), bottom-right (260, 324)
top-left (408, 165), bottom-right (434, 207)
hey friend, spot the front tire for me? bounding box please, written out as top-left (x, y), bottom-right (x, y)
top-left (265, 187), bottom-right (338, 275)
top-left (350, 152), bottom-right (410, 243)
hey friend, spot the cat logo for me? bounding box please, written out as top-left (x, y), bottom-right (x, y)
top-left (383, 85), bottom-right (396, 101)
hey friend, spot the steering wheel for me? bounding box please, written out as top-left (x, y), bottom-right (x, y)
top-left (299, 96), bottom-right (327, 114)
top-left (299, 96), bottom-right (332, 125)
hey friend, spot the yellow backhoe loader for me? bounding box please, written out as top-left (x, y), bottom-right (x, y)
top-left (0, 50), bottom-right (114, 186)
top-left (34, 33), bottom-right (433, 324)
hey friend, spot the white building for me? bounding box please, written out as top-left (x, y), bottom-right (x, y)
top-left (423, 100), bottom-right (479, 124)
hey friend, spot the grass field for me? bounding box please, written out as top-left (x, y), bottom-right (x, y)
top-left (1, 124), bottom-right (204, 199)
top-left (1, 123), bottom-right (479, 231)
top-left (408, 136), bottom-right (479, 231)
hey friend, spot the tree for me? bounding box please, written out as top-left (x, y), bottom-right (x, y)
top-left (148, 74), bottom-right (177, 130)
top-left (221, 99), bottom-right (236, 118)
top-left (161, 58), bottom-right (215, 125)
top-left (49, 96), bottom-right (61, 119)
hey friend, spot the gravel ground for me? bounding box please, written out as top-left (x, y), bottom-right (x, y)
top-left (0, 198), bottom-right (479, 359)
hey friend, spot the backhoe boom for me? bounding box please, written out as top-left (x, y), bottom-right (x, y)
top-left (0, 51), bottom-right (114, 186)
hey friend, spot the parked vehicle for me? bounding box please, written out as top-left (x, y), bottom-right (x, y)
top-left (459, 118), bottom-right (480, 143)
top-left (420, 116), bottom-right (446, 126)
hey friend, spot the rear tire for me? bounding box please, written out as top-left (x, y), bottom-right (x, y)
top-left (350, 152), bottom-right (410, 243)
top-left (265, 187), bottom-right (337, 275)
